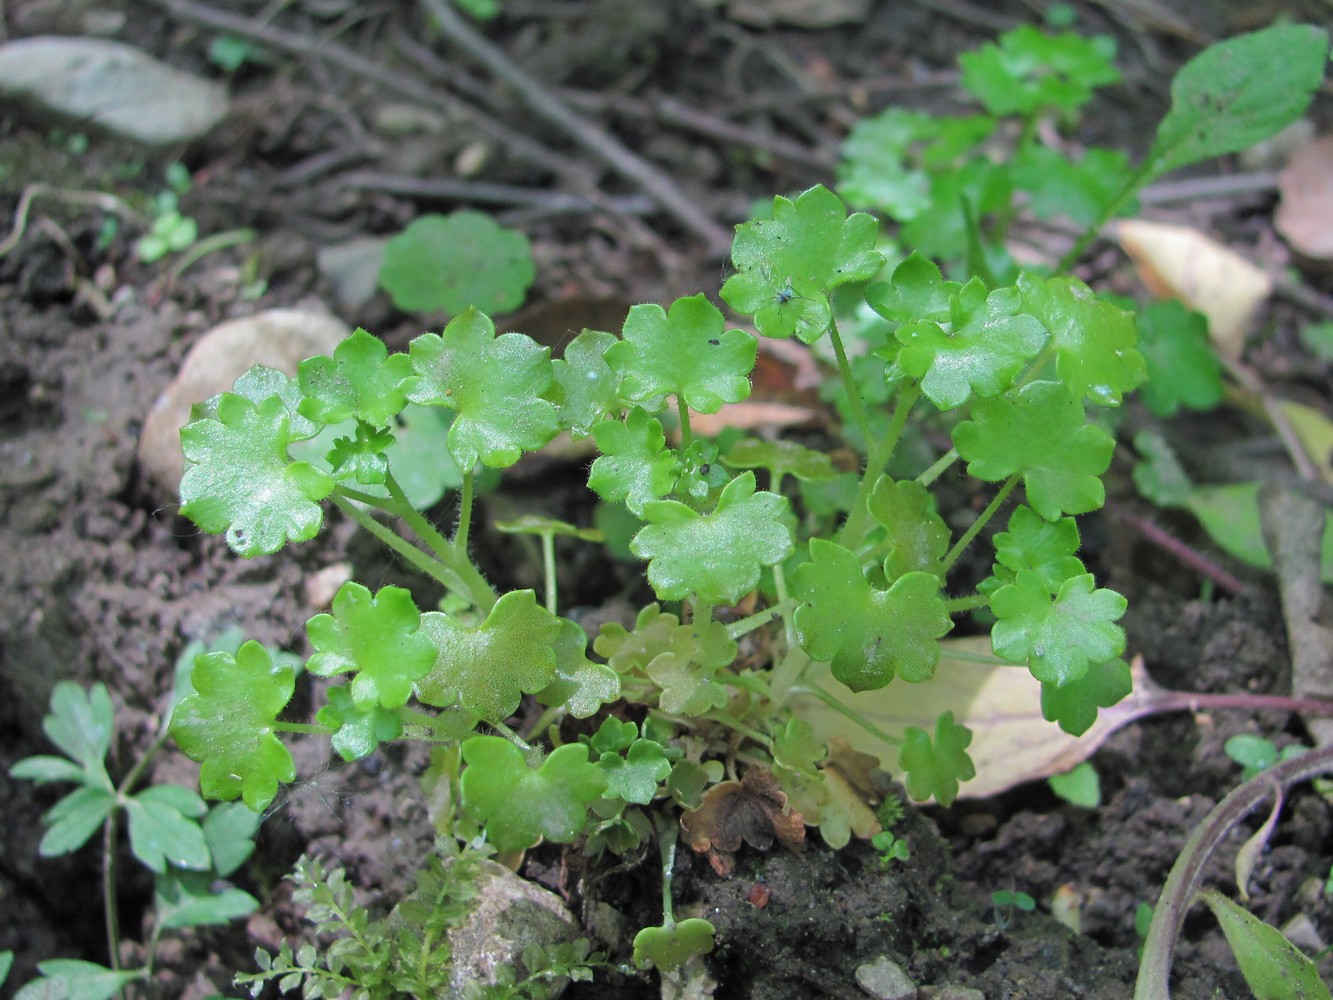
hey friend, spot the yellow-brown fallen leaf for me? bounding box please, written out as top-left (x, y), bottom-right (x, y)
top-left (1276, 134), bottom-right (1333, 262)
top-left (1116, 218), bottom-right (1272, 361)
top-left (789, 638), bottom-right (1158, 800)
top-left (680, 767), bottom-right (804, 876)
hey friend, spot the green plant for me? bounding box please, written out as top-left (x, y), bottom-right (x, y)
top-left (991, 888), bottom-right (1036, 931)
top-left (378, 211), bottom-right (535, 316)
top-left (161, 18), bottom-right (1328, 989)
top-left (6, 632), bottom-right (266, 997)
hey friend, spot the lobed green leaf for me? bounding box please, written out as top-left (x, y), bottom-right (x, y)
top-left (898, 711), bottom-right (975, 806)
top-left (990, 571), bottom-right (1127, 686)
top-left (297, 328), bottom-right (412, 427)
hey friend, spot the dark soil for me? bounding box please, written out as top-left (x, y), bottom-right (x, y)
top-left (3, 1), bottom-right (1332, 998)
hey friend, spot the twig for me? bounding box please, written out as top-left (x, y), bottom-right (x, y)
top-left (0, 184), bottom-right (143, 258)
top-left (146, 0), bottom-right (576, 180)
top-left (1137, 171), bottom-right (1280, 206)
top-left (339, 171), bottom-right (656, 215)
top-left (1112, 508), bottom-right (1249, 596)
top-left (416, 0), bottom-right (734, 257)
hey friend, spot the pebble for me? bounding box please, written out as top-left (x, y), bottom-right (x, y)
top-left (854, 955), bottom-right (915, 1000)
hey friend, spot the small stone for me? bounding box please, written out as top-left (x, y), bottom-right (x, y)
top-left (317, 237), bottom-right (387, 309)
top-left (920, 987), bottom-right (985, 1000)
top-left (304, 563), bottom-right (353, 610)
top-left (1281, 912), bottom-right (1326, 953)
top-left (854, 955), bottom-right (915, 1000)
top-left (0, 36), bottom-right (228, 145)
top-left (448, 859), bottom-right (582, 997)
top-left (137, 309), bottom-right (349, 497)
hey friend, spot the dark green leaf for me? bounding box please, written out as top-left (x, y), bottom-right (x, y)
top-left (1041, 657), bottom-right (1132, 735)
top-left (378, 211), bottom-right (535, 315)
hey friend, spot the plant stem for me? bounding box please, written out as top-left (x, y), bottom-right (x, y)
top-left (676, 395), bottom-right (694, 452)
top-left (453, 470), bottom-right (474, 555)
top-left (725, 599), bottom-right (797, 641)
top-left (330, 494), bottom-right (459, 589)
top-left (788, 682), bottom-right (903, 748)
top-left (828, 317), bottom-right (873, 450)
top-left (1135, 744), bottom-right (1333, 1000)
top-left (839, 383), bottom-right (922, 547)
top-left (540, 530), bottom-right (558, 615)
top-left (945, 594), bottom-right (990, 613)
top-left (917, 448), bottom-right (959, 488)
top-left (273, 722), bottom-right (328, 735)
top-left (940, 474), bottom-right (1020, 574)
top-left (655, 812), bottom-right (682, 926)
top-left (1056, 159), bottom-right (1155, 273)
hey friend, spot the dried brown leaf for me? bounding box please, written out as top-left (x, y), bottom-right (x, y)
top-left (680, 767), bottom-right (804, 875)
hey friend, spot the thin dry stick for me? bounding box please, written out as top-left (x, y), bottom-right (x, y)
top-left (340, 171), bottom-right (655, 215)
top-left (0, 184), bottom-right (143, 258)
top-left (147, 0), bottom-right (575, 181)
top-left (416, 0), bottom-right (734, 257)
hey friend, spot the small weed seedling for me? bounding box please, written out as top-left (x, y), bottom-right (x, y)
top-left (157, 19), bottom-right (1329, 991)
top-left (4, 632), bottom-right (268, 997)
top-left (991, 889), bottom-right (1036, 932)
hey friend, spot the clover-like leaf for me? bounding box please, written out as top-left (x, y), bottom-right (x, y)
top-left (722, 437), bottom-right (838, 485)
top-left (953, 380), bottom-right (1114, 520)
top-left (607, 295), bottom-right (756, 413)
top-left (959, 26), bottom-right (1120, 116)
top-left (548, 329), bottom-right (621, 438)
top-left (378, 210), bottom-right (535, 315)
top-left (898, 711), bottom-right (975, 806)
top-left (416, 590), bottom-right (561, 722)
top-left (866, 251), bottom-right (961, 326)
top-left (772, 717), bottom-right (825, 778)
top-left (645, 653), bottom-right (729, 715)
top-left (867, 476), bottom-right (950, 579)
top-left (123, 784), bottom-right (210, 874)
top-left (404, 308), bottom-right (559, 469)
top-left (1147, 23), bottom-right (1329, 177)
top-left (180, 393), bottom-right (334, 557)
top-left (594, 604), bottom-right (737, 678)
top-left (990, 570), bottom-right (1127, 686)
top-left (1134, 300), bottom-right (1224, 417)
top-left (316, 684), bottom-right (405, 762)
top-left (1012, 145), bottom-right (1135, 228)
top-left (632, 472), bottom-right (794, 605)
top-left (459, 736), bottom-right (606, 852)
top-left (326, 419), bottom-right (395, 485)
top-left (633, 919), bottom-right (716, 973)
top-left (987, 504), bottom-right (1086, 594)
top-left (791, 538), bottom-right (952, 692)
top-left (1017, 273), bottom-right (1145, 406)
top-left (170, 641), bottom-right (296, 812)
top-left (1041, 657), bottom-right (1132, 736)
top-left (534, 618), bottom-right (621, 718)
top-left (305, 582), bottom-right (435, 710)
top-left (588, 408), bottom-right (677, 516)
top-left (895, 279), bottom-right (1048, 410)
top-left (600, 738), bottom-right (672, 805)
top-left (722, 184), bottom-right (883, 343)
top-left (297, 328), bottom-right (412, 427)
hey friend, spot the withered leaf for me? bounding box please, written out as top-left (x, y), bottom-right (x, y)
top-left (680, 767), bottom-right (805, 875)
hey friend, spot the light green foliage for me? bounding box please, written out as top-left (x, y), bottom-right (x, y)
top-left (959, 25), bottom-right (1118, 116)
top-left (171, 641), bottom-right (296, 812)
top-left (987, 505), bottom-right (1085, 595)
top-left (723, 437), bottom-right (839, 485)
top-left (791, 539), bottom-right (952, 691)
top-left (179, 393), bottom-right (334, 557)
top-left (1048, 762), bottom-right (1101, 808)
top-left (317, 685), bottom-right (405, 761)
top-left (405, 308), bottom-right (559, 469)
top-left (1224, 734), bottom-right (1307, 782)
top-left (871, 829), bottom-right (910, 865)
top-left (588, 408), bottom-right (676, 515)
top-left (1197, 890), bottom-right (1332, 1000)
top-left (378, 211), bottom-right (535, 315)
top-left (417, 591), bottom-right (562, 723)
top-left (991, 572), bottom-right (1126, 686)
top-left (954, 381), bottom-right (1115, 520)
top-left (13, 960), bottom-right (142, 1000)
top-left (894, 277), bottom-right (1048, 410)
top-left (1041, 657), bottom-right (1131, 736)
top-left (633, 918), bottom-right (716, 973)
top-left (632, 472), bottom-right (794, 604)
top-left (597, 732), bottom-right (672, 805)
top-left (1147, 24), bottom-right (1330, 176)
top-left (298, 327), bottom-right (412, 427)
top-left (1016, 274), bottom-right (1145, 406)
top-left (548, 329), bottom-right (621, 438)
top-left (721, 184), bottom-right (884, 343)
top-left (1011, 145), bottom-right (1133, 227)
top-left (460, 737), bottom-right (606, 852)
top-left (1133, 300), bottom-right (1224, 416)
top-left (607, 294), bottom-right (756, 412)
top-left (772, 717), bottom-right (825, 777)
top-left (535, 619), bottom-right (621, 719)
top-left (326, 419), bottom-right (395, 485)
top-left (899, 711), bottom-right (975, 806)
top-left (306, 582), bottom-right (436, 709)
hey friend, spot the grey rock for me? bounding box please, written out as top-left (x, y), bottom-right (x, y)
top-left (0, 36), bottom-right (228, 144)
top-left (855, 955), bottom-right (915, 1000)
top-left (448, 859), bottom-right (582, 998)
top-left (317, 237), bottom-right (387, 310)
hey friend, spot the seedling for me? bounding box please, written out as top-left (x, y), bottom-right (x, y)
top-left (156, 19), bottom-right (1329, 989)
top-left (991, 888), bottom-right (1036, 931)
top-left (870, 829), bottom-right (910, 867)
